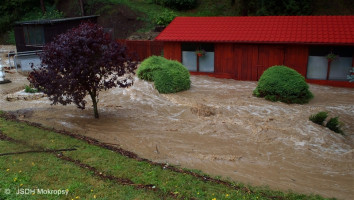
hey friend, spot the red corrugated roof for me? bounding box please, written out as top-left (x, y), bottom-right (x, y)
top-left (155, 16), bottom-right (354, 45)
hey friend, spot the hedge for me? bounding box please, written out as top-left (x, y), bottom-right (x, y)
top-left (137, 56), bottom-right (168, 81)
top-left (137, 56), bottom-right (191, 94)
top-left (253, 65), bottom-right (313, 104)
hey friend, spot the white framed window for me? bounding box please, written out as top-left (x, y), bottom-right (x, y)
top-left (181, 43), bottom-right (214, 73)
top-left (307, 46), bottom-right (353, 81)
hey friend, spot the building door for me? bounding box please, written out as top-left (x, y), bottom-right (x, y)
top-left (257, 45), bottom-right (285, 79)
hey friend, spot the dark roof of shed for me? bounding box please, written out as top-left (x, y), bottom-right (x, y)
top-left (155, 16), bottom-right (354, 45)
top-left (15, 15), bottom-right (99, 25)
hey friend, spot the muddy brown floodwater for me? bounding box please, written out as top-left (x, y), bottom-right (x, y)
top-left (1, 71), bottom-right (353, 200)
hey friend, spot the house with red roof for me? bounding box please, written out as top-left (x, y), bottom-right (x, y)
top-left (155, 16), bottom-right (354, 87)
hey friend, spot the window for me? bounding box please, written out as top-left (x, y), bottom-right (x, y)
top-left (307, 46), bottom-right (353, 81)
top-left (23, 25), bottom-right (45, 46)
top-left (181, 43), bottom-right (214, 73)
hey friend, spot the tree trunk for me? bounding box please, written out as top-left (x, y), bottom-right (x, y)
top-left (89, 90), bottom-right (99, 119)
top-left (326, 60), bottom-right (331, 80)
top-left (40, 0), bottom-right (46, 14)
top-left (78, 0), bottom-right (85, 16)
top-left (240, 0), bottom-right (248, 16)
top-left (92, 97), bottom-right (99, 119)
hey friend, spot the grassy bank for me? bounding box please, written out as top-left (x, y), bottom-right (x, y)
top-left (89, 0), bottom-right (353, 32)
top-left (85, 0), bottom-right (239, 32)
top-left (0, 112), bottom-right (332, 200)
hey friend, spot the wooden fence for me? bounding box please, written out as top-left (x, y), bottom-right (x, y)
top-left (116, 40), bottom-right (163, 61)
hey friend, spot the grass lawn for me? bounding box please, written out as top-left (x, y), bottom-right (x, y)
top-left (0, 112), bottom-right (332, 200)
top-left (93, 0), bottom-right (238, 31)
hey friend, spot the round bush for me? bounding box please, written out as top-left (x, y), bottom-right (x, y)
top-left (153, 60), bottom-right (191, 94)
top-left (137, 56), bottom-right (168, 81)
top-left (253, 65), bottom-right (313, 104)
top-left (154, 10), bottom-right (177, 26)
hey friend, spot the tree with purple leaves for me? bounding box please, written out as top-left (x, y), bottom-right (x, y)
top-left (28, 22), bottom-right (137, 118)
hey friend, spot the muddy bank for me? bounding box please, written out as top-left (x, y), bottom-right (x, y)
top-left (0, 71), bottom-right (353, 199)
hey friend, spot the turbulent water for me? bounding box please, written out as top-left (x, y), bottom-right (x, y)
top-left (1, 71), bottom-right (353, 200)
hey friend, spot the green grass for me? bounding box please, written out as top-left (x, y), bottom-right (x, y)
top-left (90, 0), bottom-right (238, 32)
top-left (0, 113), bottom-right (333, 200)
top-left (0, 140), bottom-right (160, 200)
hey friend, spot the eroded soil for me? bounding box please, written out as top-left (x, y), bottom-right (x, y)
top-left (0, 71), bottom-right (353, 200)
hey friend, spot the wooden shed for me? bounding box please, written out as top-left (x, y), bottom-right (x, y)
top-left (155, 16), bottom-right (354, 87)
top-left (14, 15), bottom-right (99, 52)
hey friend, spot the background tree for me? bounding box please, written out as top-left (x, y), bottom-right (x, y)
top-left (238, 0), bottom-right (313, 16)
top-left (40, 0), bottom-right (46, 13)
top-left (0, 0), bottom-right (38, 34)
top-left (77, 0), bottom-right (84, 16)
top-left (28, 22), bottom-right (137, 118)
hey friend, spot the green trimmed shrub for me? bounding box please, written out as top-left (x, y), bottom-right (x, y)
top-left (326, 117), bottom-right (344, 134)
top-left (253, 65), bottom-right (313, 104)
top-left (137, 56), bottom-right (191, 94)
top-left (154, 60), bottom-right (191, 93)
top-left (309, 111), bottom-right (328, 125)
top-left (137, 56), bottom-right (168, 81)
top-left (154, 10), bottom-right (177, 26)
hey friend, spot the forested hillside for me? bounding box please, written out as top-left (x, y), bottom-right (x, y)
top-left (1, 0), bottom-right (353, 43)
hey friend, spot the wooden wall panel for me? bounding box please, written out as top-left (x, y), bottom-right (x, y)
top-left (163, 42), bottom-right (181, 62)
top-left (284, 45), bottom-right (308, 76)
top-left (250, 45), bottom-right (259, 80)
top-left (257, 45), bottom-right (285, 79)
top-left (233, 44), bottom-right (258, 80)
top-left (241, 46), bottom-right (250, 80)
top-left (233, 45), bottom-right (243, 79)
top-left (245, 45), bottom-right (258, 80)
top-left (257, 45), bottom-right (269, 79)
top-left (150, 41), bottom-right (164, 56)
top-left (14, 26), bottom-right (27, 52)
top-left (214, 43), bottom-right (234, 74)
top-left (128, 41), bottom-right (149, 61)
top-left (258, 45), bottom-right (285, 67)
top-left (116, 40), bottom-right (163, 61)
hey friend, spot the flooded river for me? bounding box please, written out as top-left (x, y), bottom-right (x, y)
top-left (1, 71), bottom-right (353, 200)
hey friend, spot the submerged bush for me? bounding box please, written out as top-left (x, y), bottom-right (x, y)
top-left (24, 85), bottom-right (38, 93)
top-left (137, 56), bottom-right (168, 81)
top-left (253, 65), bottom-right (313, 104)
top-left (137, 56), bottom-right (191, 93)
top-left (326, 117), bottom-right (344, 134)
top-left (154, 60), bottom-right (191, 93)
top-left (309, 111), bottom-right (345, 135)
top-left (309, 111), bottom-right (328, 125)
